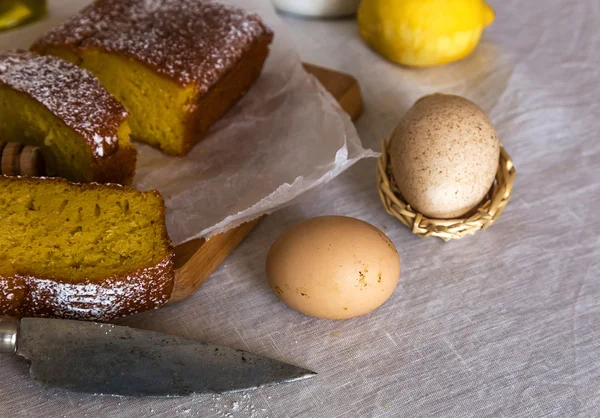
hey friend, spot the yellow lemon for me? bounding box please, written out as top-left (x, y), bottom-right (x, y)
top-left (358, 0), bottom-right (495, 67)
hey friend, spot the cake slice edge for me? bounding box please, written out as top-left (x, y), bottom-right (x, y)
top-left (0, 176), bottom-right (175, 321)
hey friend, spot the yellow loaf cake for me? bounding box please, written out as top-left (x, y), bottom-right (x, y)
top-left (0, 176), bottom-right (174, 321)
top-left (33, 0), bottom-right (274, 156)
top-left (0, 51), bottom-right (136, 184)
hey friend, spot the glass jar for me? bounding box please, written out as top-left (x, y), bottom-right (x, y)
top-left (0, 0), bottom-right (47, 32)
top-left (272, 0), bottom-right (360, 18)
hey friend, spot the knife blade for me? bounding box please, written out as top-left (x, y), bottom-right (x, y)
top-left (0, 316), bottom-right (316, 396)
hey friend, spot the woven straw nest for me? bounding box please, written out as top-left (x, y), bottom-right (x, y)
top-left (376, 139), bottom-right (516, 241)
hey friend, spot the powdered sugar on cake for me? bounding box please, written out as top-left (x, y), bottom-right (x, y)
top-left (0, 256), bottom-right (173, 321)
top-left (93, 133), bottom-right (109, 157)
top-left (0, 51), bottom-right (127, 158)
top-left (34, 0), bottom-right (273, 93)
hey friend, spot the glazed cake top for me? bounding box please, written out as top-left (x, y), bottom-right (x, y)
top-left (0, 51), bottom-right (127, 158)
top-left (34, 0), bottom-right (274, 94)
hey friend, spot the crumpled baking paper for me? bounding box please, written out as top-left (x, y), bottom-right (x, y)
top-left (0, 0), bottom-right (377, 245)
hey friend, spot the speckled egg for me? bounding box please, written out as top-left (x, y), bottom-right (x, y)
top-left (389, 94), bottom-right (500, 219)
top-left (266, 216), bottom-right (400, 320)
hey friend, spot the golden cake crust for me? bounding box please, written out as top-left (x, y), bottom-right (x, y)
top-left (0, 176), bottom-right (174, 321)
top-left (182, 35), bottom-right (272, 153)
top-left (33, 0), bottom-right (274, 93)
top-left (0, 51), bottom-right (136, 184)
top-left (0, 50), bottom-right (125, 159)
top-left (92, 144), bottom-right (137, 185)
top-left (0, 256), bottom-right (174, 321)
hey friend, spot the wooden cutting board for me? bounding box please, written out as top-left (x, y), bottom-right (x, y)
top-left (169, 63), bottom-right (363, 303)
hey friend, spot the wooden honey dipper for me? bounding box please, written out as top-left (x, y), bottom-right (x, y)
top-left (0, 142), bottom-right (46, 177)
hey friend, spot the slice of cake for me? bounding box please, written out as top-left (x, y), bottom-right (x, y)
top-left (0, 176), bottom-right (174, 321)
top-left (33, 0), bottom-right (274, 156)
top-left (0, 51), bottom-right (136, 184)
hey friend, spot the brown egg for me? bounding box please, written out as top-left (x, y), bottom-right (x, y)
top-left (389, 94), bottom-right (500, 219)
top-left (266, 216), bottom-right (400, 320)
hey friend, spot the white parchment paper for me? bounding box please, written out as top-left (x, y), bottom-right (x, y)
top-left (0, 0), bottom-right (377, 244)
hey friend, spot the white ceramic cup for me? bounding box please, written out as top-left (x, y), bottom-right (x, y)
top-left (272, 0), bottom-right (361, 18)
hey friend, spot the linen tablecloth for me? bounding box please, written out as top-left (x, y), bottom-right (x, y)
top-left (1, 0), bottom-right (599, 416)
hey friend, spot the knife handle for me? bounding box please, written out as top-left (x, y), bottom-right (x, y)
top-left (0, 316), bottom-right (19, 354)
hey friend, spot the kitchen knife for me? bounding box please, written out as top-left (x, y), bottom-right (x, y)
top-left (0, 316), bottom-right (316, 396)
